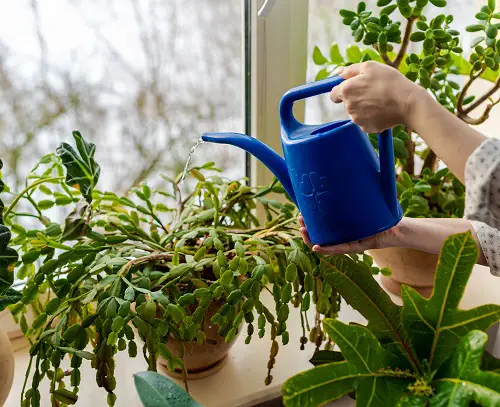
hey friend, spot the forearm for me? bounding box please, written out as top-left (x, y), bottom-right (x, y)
top-left (394, 217), bottom-right (487, 265)
top-left (407, 88), bottom-right (487, 183)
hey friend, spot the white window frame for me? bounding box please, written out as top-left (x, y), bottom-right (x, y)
top-left (246, 0), bottom-right (309, 189)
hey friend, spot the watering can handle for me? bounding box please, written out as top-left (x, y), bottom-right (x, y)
top-left (279, 75), bottom-right (344, 127)
top-left (279, 75), bottom-right (399, 217)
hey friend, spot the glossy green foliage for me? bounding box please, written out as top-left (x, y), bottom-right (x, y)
top-left (283, 232), bottom-right (500, 406)
top-left (0, 132), bottom-right (388, 406)
top-left (312, 1), bottom-right (500, 219)
top-left (134, 372), bottom-right (203, 407)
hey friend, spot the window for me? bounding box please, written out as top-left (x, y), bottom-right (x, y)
top-left (0, 0), bottom-right (246, 193)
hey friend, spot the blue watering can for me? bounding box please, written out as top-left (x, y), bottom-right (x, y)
top-left (202, 76), bottom-right (403, 246)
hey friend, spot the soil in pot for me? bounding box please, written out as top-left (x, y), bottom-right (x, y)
top-left (0, 328), bottom-right (15, 406)
top-left (369, 247), bottom-right (438, 298)
top-left (158, 300), bottom-right (241, 380)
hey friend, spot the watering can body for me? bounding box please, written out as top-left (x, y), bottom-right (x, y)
top-left (202, 76), bottom-right (402, 246)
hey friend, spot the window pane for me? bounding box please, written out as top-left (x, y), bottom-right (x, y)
top-left (306, 0), bottom-right (478, 125)
top-left (0, 0), bottom-right (245, 194)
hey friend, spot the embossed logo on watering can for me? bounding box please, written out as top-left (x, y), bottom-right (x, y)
top-left (289, 168), bottom-right (330, 213)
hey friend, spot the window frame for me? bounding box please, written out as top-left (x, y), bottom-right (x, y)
top-left (245, 0), bottom-right (309, 188)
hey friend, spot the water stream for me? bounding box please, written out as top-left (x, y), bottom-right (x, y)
top-left (179, 137), bottom-right (205, 183)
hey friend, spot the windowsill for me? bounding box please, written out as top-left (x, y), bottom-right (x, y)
top-left (4, 266), bottom-right (500, 407)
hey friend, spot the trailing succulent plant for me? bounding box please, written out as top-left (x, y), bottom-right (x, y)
top-left (282, 231), bottom-right (500, 406)
top-left (312, 0), bottom-right (500, 219)
top-left (0, 131), bottom-right (387, 406)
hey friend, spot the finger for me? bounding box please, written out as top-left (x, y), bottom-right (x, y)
top-left (312, 243), bottom-right (357, 255)
top-left (312, 238), bottom-right (372, 255)
top-left (300, 227), bottom-right (313, 248)
top-left (330, 82), bottom-right (346, 103)
top-left (298, 216), bottom-right (305, 228)
top-left (338, 63), bottom-right (362, 79)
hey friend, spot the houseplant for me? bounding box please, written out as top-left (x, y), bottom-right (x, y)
top-left (0, 131), bottom-right (386, 405)
top-left (282, 231), bottom-right (500, 406)
top-left (312, 0), bottom-right (500, 296)
top-left (0, 158), bottom-right (20, 405)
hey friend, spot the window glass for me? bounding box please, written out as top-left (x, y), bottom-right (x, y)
top-left (0, 0), bottom-right (245, 194)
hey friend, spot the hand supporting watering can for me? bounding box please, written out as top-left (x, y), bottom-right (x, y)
top-left (300, 62), bottom-right (488, 267)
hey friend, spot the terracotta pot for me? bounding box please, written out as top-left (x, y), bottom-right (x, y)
top-left (369, 247), bottom-right (438, 298)
top-left (0, 327), bottom-right (15, 406)
top-left (158, 301), bottom-right (241, 380)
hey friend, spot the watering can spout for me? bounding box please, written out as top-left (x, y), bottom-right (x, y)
top-left (201, 132), bottom-right (297, 205)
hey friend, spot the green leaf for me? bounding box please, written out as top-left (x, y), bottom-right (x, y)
top-left (381, 4), bottom-right (398, 15)
top-left (410, 32), bottom-right (426, 42)
top-left (313, 46), bottom-right (327, 65)
top-left (321, 256), bottom-right (415, 367)
top-left (429, 0), bottom-right (446, 7)
top-left (134, 371), bottom-right (203, 407)
top-left (282, 320), bottom-right (411, 407)
top-left (329, 43), bottom-right (344, 64)
top-left (339, 9), bottom-right (357, 18)
top-left (433, 331), bottom-right (500, 405)
top-left (0, 287), bottom-right (22, 311)
top-left (467, 24), bottom-right (486, 32)
top-left (402, 232), bottom-right (500, 370)
top-left (393, 138), bottom-right (409, 159)
top-left (0, 225), bottom-right (18, 295)
top-left (38, 200), bottom-right (55, 210)
top-left (489, 0), bottom-right (496, 12)
top-left (56, 131), bottom-right (101, 202)
top-left (309, 350), bottom-right (344, 366)
top-left (346, 44), bottom-right (362, 63)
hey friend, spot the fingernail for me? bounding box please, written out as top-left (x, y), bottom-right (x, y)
top-left (335, 67), bottom-right (344, 75)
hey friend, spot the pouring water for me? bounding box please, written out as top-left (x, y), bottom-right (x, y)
top-left (180, 137), bottom-right (204, 183)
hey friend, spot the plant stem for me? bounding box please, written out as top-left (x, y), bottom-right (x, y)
top-left (392, 18), bottom-right (415, 69)
top-left (422, 149), bottom-right (438, 172)
top-left (21, 356), bottom-right (33, 405)
top-left (119, 252), bottom-right (174, 277)
top-left (461, 72), bottom-right (500, 117)
top-left (4, 177), bottom-right (64, 218)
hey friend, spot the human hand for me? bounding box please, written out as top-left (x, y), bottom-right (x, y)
top-left (330, 61), bottom-right (426, 133)
top-left (298, 215), bottom-right (404, 255)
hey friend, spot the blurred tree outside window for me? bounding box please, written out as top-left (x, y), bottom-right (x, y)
top-left (0, 0), bottom-right (245, 194)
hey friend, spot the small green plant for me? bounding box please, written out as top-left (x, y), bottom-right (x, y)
top-left (0, 131), bottom-right (387, 406)
top-left (134, 371), bottom-right (203, 407)
top-left (282, 231), bottom-right (500, 406)
top-left (312, 0), bottom-right (500, 218)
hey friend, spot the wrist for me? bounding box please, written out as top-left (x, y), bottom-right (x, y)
top-left (403, 84), bottom-right (432, 131)
top-left (391, 217), bottom-right (418, 248)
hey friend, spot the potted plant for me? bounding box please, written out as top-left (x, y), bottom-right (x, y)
top-left (282, 231), bottom-right (500, 406)
top-left (312, 0), bottom-right (500, 296)
top-left (0, 131), bottom-right (387, 405)
top-left (0, 158), bottom-right (19, 406)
